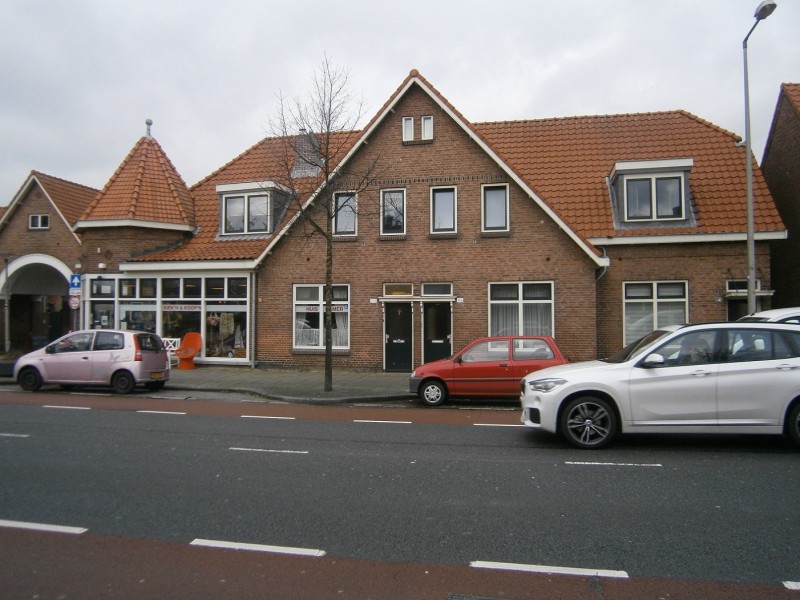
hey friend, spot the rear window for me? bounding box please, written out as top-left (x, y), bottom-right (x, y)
top-left (136, 334), bottom-right (164, 352)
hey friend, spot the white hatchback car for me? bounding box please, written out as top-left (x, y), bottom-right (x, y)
top-left (520, 322), bottom-right (800, 449)
top-left (14, 329), bottom-right (170, 394)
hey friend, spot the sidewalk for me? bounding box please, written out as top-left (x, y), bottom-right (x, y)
top-left (0, 362), bottom-right (415, 405)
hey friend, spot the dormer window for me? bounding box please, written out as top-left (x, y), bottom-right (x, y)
top-left (216, 182), bottom-right (289, 236)
top-left (610, 158), bottom-right (694, 225)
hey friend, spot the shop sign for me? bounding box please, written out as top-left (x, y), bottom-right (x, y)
top-left (163, 304), bottom-right (202, 312)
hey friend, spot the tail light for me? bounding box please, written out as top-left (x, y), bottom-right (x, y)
top-left (133, 335), bottom-right (142, 362)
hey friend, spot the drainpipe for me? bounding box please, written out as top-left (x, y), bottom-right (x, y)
top-left (595, 247), bottom-right (609, 282)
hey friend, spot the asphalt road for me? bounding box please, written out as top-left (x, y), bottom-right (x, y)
top-left (1, 388), bottom-right (798, 599)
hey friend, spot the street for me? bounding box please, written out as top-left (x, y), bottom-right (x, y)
top-left (1, 387), bottom-right (798, 599)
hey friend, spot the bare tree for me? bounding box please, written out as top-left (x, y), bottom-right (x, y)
top-left (268, 57), bottom-right (382, 391)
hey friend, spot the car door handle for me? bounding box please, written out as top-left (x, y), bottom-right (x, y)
top-left (776, 364), bottom-right (799, 371)
top-left (499, 363), bottom-right (508, 367)
top-left (691, 369), bottom-right (711, 377)
top-left (81, 356), bottom-right (90, 360)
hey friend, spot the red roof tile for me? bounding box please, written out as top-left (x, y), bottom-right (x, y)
top-left (31, 171), bottom-right (99, 226)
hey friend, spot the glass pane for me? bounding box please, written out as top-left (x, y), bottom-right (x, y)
top-left (228, 277), bottom-right (247, 298)
top-left (90, 279), bottom-right (115, 298)
top-left (402, 117), bottom-right (413, 141)
top-left (384, 283), bottom-right (412, 296)
top-left (656, 177), bottom-right (681, 218)
top-left (625, 304), bottom-right (654, 344)
top-left (382, 190), bottom-right (404, 234)
top-left (294, 309), bottom-right (320, 347)
top-left (295, 286), bottom-right (319, 302)
top-left (162, 278), bottom-right (180, 298)
top-left (432, 188), bottom-right (455, 232)
top-left (140, 278), bottom-right (157, 298)
top-left (119, 279), bottom-right (137, 298)
top-left (331, 311), bottom-right (349, 347)
top-left (626, 179), bottom-right (651, 219)
top-left (335, 194), bottom-right (356, 234)
top-left (522, 283), bottom-right (551, 300)
top-left (463, 341), bottom-right (508, 362)
top-left (657, 282), bottom-right (686, 299)
top-left (206, 310), bottom-right (247, 358)
top-left (490, 304), bottom-right (518, 336)
top-left (183, 278), bottom-right (201, 298)
top-left (422, 283), bottom-right (452, 296)
top-left (625, 283), bottom-right (653, 299)
top-left (523, 304), bottom-right (552, 336)
top-left (421, 116), bottom-right (433, 139)
top-left (205, 278), bottom-right (225, 298)
top-left (225, 196), bottom-right (245, 233)
top-left (490, 283), bottom-right (518, 301)
top-left (332, 285), bottom-right (349, 301)
top-left (483, 186), bottom-right (507, 230)
top-left (248, 195), bottom-right (269, 232)
top-left (656, 301), bottom-right (686, 328)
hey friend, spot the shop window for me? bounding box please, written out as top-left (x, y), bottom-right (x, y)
top-left (293, 284), bottom-right (350, 349)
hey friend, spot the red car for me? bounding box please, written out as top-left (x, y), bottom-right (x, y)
top-left (409, 336), bottom-right (568, 406)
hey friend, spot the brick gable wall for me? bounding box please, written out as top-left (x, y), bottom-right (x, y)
top-left (256, 85), bottom-right (598, 368)
top-left (764, 94), bottom-right (800, 307)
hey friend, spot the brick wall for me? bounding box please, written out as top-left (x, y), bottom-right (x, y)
top-left (763, 93), bottom-right (800, 307)
top-left (78, 228), bottom-right (191, 271)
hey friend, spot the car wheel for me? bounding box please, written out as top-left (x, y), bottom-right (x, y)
top-left (787, 403), bottom-right (800, 448)
top-left (419, 380), bottom-right (448, 406)
top-left (18, 367), bottom-right (43, 392)
top-left (560, 396), bottom-right (617, 449)
top-left (145, 381), bottom-right (166, 392)
top-left (112, 371), bottom-right (136, 394)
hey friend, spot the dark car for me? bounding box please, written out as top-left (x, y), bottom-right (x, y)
top-left (409, 336), bottom-right (567, 406)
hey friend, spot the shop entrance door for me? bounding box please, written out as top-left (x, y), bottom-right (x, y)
top-left (385, 303), bottom-right (412, 372)
top-left (423, 302), bottom-right (451, 363)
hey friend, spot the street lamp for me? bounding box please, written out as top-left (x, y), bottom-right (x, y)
top-left (742, 0), bottom-right (777, 315)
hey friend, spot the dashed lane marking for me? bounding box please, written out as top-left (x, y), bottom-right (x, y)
top-left (0, 519), bottom-right (87, 535)
top-left (230, 447), bottom-right (309, 455)
top-left (191, 538), bottom-right (325, 557)
top-left (471, 560), bottom-right (628, 579)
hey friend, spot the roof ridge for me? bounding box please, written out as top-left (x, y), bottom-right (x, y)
top-left (79, 137), bottom-right (148, 221)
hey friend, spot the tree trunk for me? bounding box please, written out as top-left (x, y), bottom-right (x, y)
top-left (324, 228), bottom-right (334, 392)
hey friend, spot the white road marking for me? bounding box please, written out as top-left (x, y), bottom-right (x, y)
top-left (136, 410), bottom-right (186, 415)
top-left (0, 433), bottom-right (29, 438)
top-left (565, 461), bottom-right (662, 468)
top-left (784, 581), bottom-right (800, 590)
top-left (471, 560), bottom-right (628, 579)
top-left (43, 405), bottom-right (90, 410)
top-left (230, 447), bottom-right (309, 455)
top-left (0, 519), bottom-right (87, 535)
top-left (191, 538), bottom-right (325, 557)
top-left (240, 415), bottom-right (296, 420)
top-left (353, 419), bottom-right (412, 424)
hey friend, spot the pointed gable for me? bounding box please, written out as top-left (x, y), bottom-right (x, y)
top-left (76, 133), bottom-right (195, 231)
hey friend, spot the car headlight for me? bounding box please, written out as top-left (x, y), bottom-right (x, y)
top-left (526, 378), bottom-right (567, 393)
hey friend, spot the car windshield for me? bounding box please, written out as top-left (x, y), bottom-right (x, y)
top-left (602, 329), bottom-right (672, 363)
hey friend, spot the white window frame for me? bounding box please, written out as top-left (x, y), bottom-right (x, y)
top-left (222, 193), bottom-right (271, 235)
top-left (293, 284), bottom-right (350, 350)
top-left (402, 117), bottom-right (414, 142)
top-left (623, 173), bottom-right (685, 222)
top-left (488, 281), bottom-right (554, 336)
top-left (421, 116), bottom-right (434, 140)
top-left (430, 186), bottom-right (457, 234)
top-left (28, 214), bottom-right (50, 230)
top-left (623, 280), bottom-right (688, 344)
top-left (481, 184), bottom-right (509, 232)
top-left (380, 189), bottom-right (406, 235)
top-left (333, 192), bottom-right (357, 236)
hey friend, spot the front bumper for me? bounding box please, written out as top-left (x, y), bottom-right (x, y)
top-left (409, 376), bottom-right (422, 395)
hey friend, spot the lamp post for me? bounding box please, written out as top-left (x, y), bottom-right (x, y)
top-left (742, 0), bottom-right (777, 315)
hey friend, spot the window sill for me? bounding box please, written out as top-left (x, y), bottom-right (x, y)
top-left (292, 348), bottom-right (350, 355)
top-left (380, 234), bottom-right (406, 241)
top-left (333, 235), bottom-right (358, 242)
top-left (481, 230), bottom-right (510, 238)
top-left (402, 139), bottom-right (434, 146)
top-left (429, 232), bottom-right (458, 240)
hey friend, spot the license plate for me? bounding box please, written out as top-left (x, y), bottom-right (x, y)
top-left (150, 371), bottom-right (164, 380)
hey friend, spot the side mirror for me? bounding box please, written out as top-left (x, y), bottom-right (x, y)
top-left (640, 353), bottom-right (665, 368)
top-left (45, 345), bottom-right (55, 354)
top-left (454, 355), bottom-right (463, 364)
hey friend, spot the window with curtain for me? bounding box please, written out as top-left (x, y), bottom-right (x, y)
top-left (489, 282), bottom-right (553, 336)
top-left (293, 284), bottom-right (350, 349)
top-left (623, 281), bottom-right (687, 344)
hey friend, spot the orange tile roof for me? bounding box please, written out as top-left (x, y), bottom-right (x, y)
top-left (131, 70), bottom-right (784, 263)
top-left (79, 136), bottom-right (194, 227)
top-left (782, 83), bottom-right (800, 115)
top-left (31, 171), bottom-right (99, 226)
top-left (474, 110), bottom-right (783, 239)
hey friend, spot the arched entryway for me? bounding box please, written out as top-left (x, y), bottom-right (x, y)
top-left (1, 254), bottom-right (73, 354)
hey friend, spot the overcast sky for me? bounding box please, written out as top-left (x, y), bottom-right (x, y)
top-left (2, 0), bottom-right (798, 205)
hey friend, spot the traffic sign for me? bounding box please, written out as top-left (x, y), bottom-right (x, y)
top-left (69, 274), bottom-right (81, 290)
top-left (68, 295), bottom-right (81, 310)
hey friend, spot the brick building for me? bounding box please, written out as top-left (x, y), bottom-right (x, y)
top-left (0, 70), bottom-right (787, 369)
top-left (762, 83), bottom-right (800, 308)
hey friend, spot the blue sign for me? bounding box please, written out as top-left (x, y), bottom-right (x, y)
top-left (69, 274), bottom-right (81, 290)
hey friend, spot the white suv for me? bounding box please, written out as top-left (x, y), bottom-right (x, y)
top-left (739, 307), bottom-right (800, 324)
top-left (15, 329), bottom-right (170, 394)
top-left (520, 322), bottom-right (800, 449)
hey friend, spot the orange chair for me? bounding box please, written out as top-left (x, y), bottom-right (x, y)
top-left (175, 332), bottom-right (202, 370)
